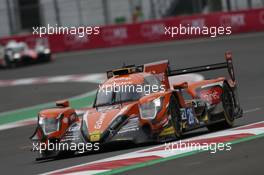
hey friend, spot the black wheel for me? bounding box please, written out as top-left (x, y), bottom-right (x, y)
top-left (135, 125), bottom-right (153, 144)
top-left (5, 57), bottom-right (17, 68)
top-left (40, 54), bottom-right (52, 62)
top-left (169, 94), bottom-right (182, 138)
top-left (207, 83), bottom-right (235, 132)
top-left (45, 55), bottom-right (52, 62)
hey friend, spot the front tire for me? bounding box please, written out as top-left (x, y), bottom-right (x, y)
top-left (169, 95), bottom-right (182, 138)
top-left (5, 58), bottom-right (17, 68)
top-left (135, 125), bottom-right (153, 144)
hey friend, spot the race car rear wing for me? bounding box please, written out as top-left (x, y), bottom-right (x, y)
top-left (168, 51), bottom-right (236, 82)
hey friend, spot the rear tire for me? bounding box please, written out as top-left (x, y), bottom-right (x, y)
top-left (40, 54), bottom-right (52, 62)
top-left (207, 82), bottom-right (235, 132)
top-left (169, 94), bottom-right (182, 138)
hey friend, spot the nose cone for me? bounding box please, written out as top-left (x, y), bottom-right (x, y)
top-left (83, 107), bottom-right (121, 142)
top-left (83, 102), bottom-right (138, 142)
top-left (89, 109), bottom-right (120, 132)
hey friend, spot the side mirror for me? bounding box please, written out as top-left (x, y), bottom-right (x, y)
top-left (56, 100), bottom-right (69, 108)
top-left (225, 51), bottom-right (236, 82)
top-left (225, 51), bottom-right (232, 60)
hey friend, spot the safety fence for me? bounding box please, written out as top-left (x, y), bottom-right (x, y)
top-left (1, 8), bottom-right (264, 53)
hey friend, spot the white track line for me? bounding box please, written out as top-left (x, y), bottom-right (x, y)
top-left (0, 73), bottom-right (106, 87)
top-left (43, 120), bottom-right (264, 175)
top-left (244, 107), bottom-right (262, 114)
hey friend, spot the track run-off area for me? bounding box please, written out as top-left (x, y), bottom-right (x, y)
top-left (0, 32), bottom-right (263, 175)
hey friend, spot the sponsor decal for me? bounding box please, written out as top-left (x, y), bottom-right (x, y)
top-left (64, 33), bottom-right (90, 47)
top-left (94, 113), bottom-right (107, 129)
top-left (159, 126), bottom-right (175, 136)
top-left (186, 108), bottom-right (196, 125)
top-left (141, 23), bottom-right (166, 39)
top-left (192, 100), bottom-right (204, 108)
top-left (181, 18), bottom-right (205, 28)
top-left (200, 86), bottom-right (223, 105)
top-left (90, 131), bottom-right (101, 142)
top-left (102, 27), bottom-right (128, 42)
top-left (68, 123), bottom-right (80, 132)
top-left (181, 107), bottom-right (198, 126)
top-left (220, 14), bottom-right (245, 28)
top-left (118, 127), bottom-right (139, 134)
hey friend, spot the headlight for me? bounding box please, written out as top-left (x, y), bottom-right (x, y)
top-left (38, 117), bottom-right (44, 125)
top-left (139, 97), bottom-right (163, 120)
top-left (38, 116), bottom-right (60, 134)
top-left (13, 53), bottom-right (20, 59)
top-left (44, 48), bottom-right (50, 54)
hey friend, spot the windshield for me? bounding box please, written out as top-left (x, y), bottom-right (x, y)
top-left (95, 85), bottom-right (144, 107)
top-left (6, 45), bottom-right (25, 53)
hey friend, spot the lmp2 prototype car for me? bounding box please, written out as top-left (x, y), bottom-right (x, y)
top-left (0, 40), bottom-right (52, 68)
top-left (31, 52), bottom-right (242, 160)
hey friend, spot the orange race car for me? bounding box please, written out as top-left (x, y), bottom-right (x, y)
top-left (30, 51), bottom-right (242, 160)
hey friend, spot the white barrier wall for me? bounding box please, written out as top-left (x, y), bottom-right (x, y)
top-left (40, 0), bottom-right (57, 26)
top-left (79, 0), bottom-right (105, 26)
top-left (221, 0), bottom-right (264, 11)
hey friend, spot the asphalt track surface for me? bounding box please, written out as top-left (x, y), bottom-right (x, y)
top-left (0, 32), bottom-right (264, 175)
top-left (0, 83), bottom-right (97, 112)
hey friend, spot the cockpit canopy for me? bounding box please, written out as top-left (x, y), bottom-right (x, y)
top-left (95, 73), bottom-right (164, 107)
